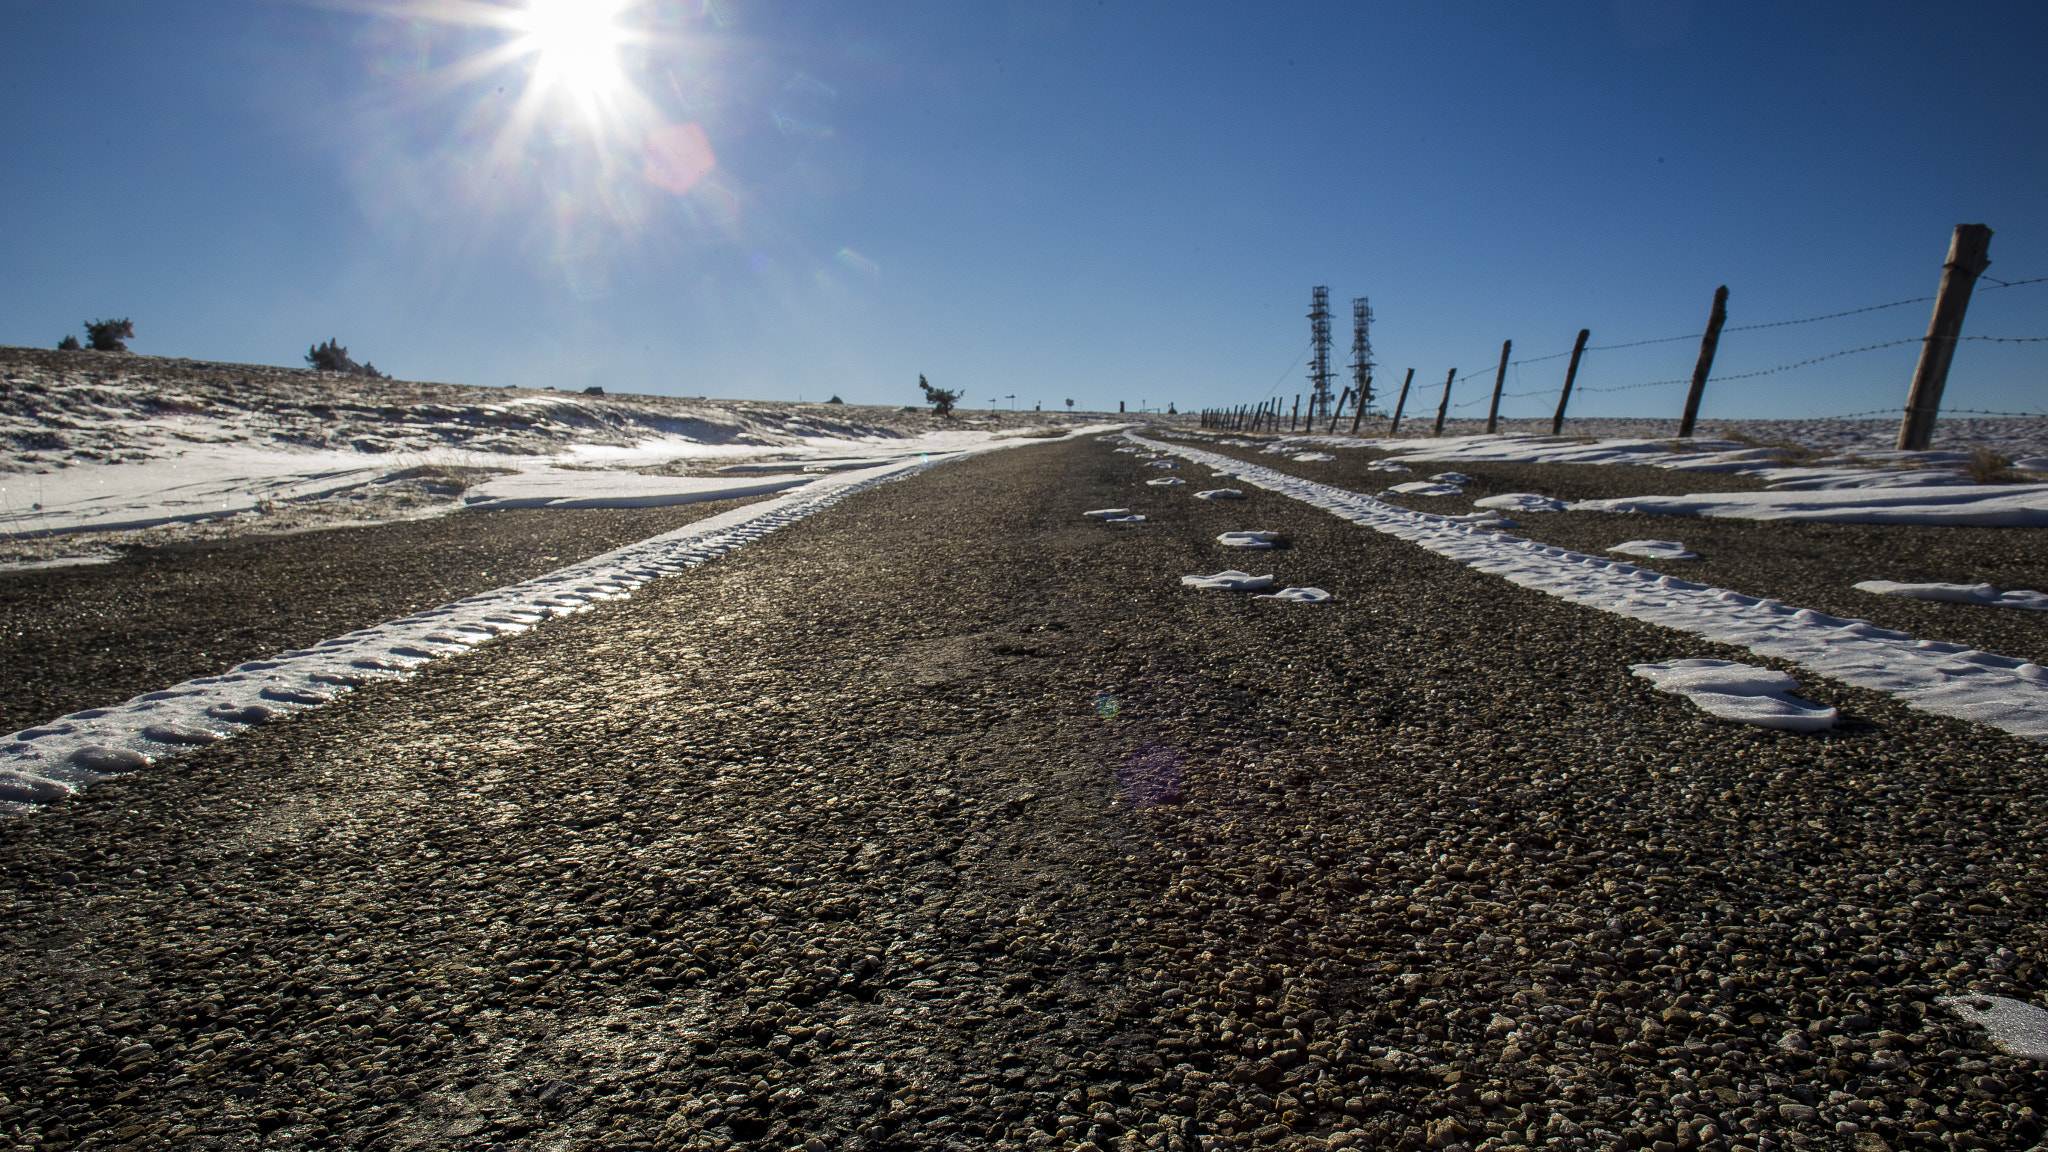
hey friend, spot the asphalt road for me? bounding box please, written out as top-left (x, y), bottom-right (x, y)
top-left (3, 434), bottom-right (2044, 1152)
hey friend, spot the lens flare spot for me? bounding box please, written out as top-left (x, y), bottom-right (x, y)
top-left (1094, 694), bottom-right (1121, 719)
top-left (644, 121), bottom-right (717, 195)
top-left (834, 248), bottom-right (880, 278)
top-left (1117, 742), bottom-right (1184, 806)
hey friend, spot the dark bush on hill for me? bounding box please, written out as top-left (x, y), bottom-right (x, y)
top-left (918, 374), bottom-right (959, 418)
top-left (56, 335), bottom-right (81, 351)
top-left (85, 318), bottom-right (133, 352)
top-left (306, 339), bottom-right (386, 378)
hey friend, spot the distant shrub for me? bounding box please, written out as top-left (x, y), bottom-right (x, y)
top-left (56, 334), bottom-right (81, 351)
top-left (306, 338), bottom-right (387, 378)
top-left (1967, 448), bottom-right (2016, 484)
top-left (826, 394), bottom-right (844, 404)
top-left (918, 374), bottom-right (959, 418)
top-left (84, 318), bottom-right (133, 352)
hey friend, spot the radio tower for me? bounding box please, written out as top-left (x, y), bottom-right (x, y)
top-left (1350, 296), bottom-right (1375, 412)
top-left (1308, 287), bottom-right (1334, 422)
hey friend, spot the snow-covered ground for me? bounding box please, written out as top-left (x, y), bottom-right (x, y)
top-left (1135, 433), bottom-right (2048, 741)
top-left (0, 348), bottom-right (1093, 565)
top-left (1172, 419), bottom-right (2048, 525)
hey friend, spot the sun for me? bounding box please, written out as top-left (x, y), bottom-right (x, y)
top-left (510, 0), bottom-right (633, 100)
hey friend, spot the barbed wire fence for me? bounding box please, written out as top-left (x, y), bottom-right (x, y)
top-left (1208, 264), bottom-right (2047, 436)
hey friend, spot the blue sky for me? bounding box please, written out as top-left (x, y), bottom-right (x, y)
top-left (3, 1), bottom-right (2044, 420)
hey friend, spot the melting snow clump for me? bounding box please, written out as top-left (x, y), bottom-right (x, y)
top-left (1083, 508), bottom-right (1133, 519)
top-left (1940, 995), bottom-right (2048, 1061)
top-left (1430, 472), bottom-right (1473, 484)
top-left (1632, 659), bottom-right (1838, 731)
top-left (1257, 586), bottom-right (1332, 602)
top-left (1291, 452), bottom-right (1335, 462)
top-left (1195, 489), bottom-right (1245, 500)
top-left (1609, 540), bottom-right (1700, 561)
top-left (1854, 581), bottom-right (2048, 610)
top-left (1474, 493), bottom-right (1567, 512)
top-left (1181, 570), bottom-right (1276, 592)
top-left (1146, 477), bottom-right (1187, 486)
top-left (1147, 460), bottom-right (1178, 469)
top-left (1386, 482), bottom-right (1463, 496)
top-left (1216, 531), bottom-right (1281, 549)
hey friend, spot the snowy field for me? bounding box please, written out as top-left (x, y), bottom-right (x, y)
top-left (1175, 416), bottom-right (2048, 525)
top-left (0, 347), bottom-right (1091, 566)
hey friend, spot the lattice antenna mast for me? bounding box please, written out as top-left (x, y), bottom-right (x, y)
top-left (1308, 286), bottom-right (1334, 422)
top-left (1350, 297), bottom-right (1375, 412)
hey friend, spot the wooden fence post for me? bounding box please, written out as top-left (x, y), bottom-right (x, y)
top-left (1328, 387), bottom-right (1351, 433)
top-left (1899, 224), bottom-right (1994, 451)
top-left (1432, 367), bottom-right (1457, 437)
top-left (1549, 329), bottom-right (1591, 436)
top-left (1388, 369), bottom-right (1415, 436)
top-left (1291, 394), bottom-right (1301, 432)
top-left (1351, 376), bottom-right (1372, 434)
top-left (1677, 286), bottom-right (1729, 439)
top-left (1485, 340), bottom-right (1511, 434)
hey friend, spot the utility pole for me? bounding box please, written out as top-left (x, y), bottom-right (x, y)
top-left (1308, 287), bottom-right (1335, 423)
top-left (1899, 224), bottom-right (1994, 451)
top-left (1677, 287), bottom-right (1729, 439)
top-left (1388, 368), bottom-right (1415, 436)
top-left (1550, 329), bottom-right (1591, 436)
top-left (1484, 340), bottom-right (1511, 435)
top-left (1350, 297), bottom-right (1375, 419)
top-left (1432, 367), bottom-right (1457, 437)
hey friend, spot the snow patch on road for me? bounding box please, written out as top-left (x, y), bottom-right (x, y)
top-left (1386, 482), bottom-right (1463, 497)
top-left (1131, 434), bottom-right (2048, 741)
top-left (1257, 587), bottom-right (1332, 603)
top-left (1475, 493), bottom-right (1566, 513)
top-left (1146, 477), bottom-right (1187, 486)
top-left (1216, 531), bottom-right (1280, 549)
top-left (1940, 995), bottom-right (2048, 1062)
top-left (1631, 659), bottom-right (1838, 732)
top-left (1182, 570), bottom-right (1275, 592)
top-left (1609, 540), bottom-right (1699, 561)
top-left (1854, 581), bottom-right (2048, 610)
top-left (1195, 489), bottom-right (1244, 501)
top-left (1571, 485), bottom-right (2048, 526)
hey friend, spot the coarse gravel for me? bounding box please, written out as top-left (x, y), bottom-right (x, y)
top-left (3, 434), bottom-right (2046, 1152)
top-left (1183, 437), bottom-right (2048, 670)
top-left (0, 499), bottom-right (771, 736)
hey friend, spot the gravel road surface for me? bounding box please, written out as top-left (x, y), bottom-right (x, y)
top-left (0, 500), bottom-right (770, 736)
top-left (4, 434), bottom-right (2045, 1152)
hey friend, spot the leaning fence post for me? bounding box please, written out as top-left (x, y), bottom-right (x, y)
top-left (1677, 286), bottom-right (1729, 439)
top-left (1432, 367), bottom-right (1457, 437)
top-left (1549, 329), bottom-right (1591, 436)
top-left (1899, 224), bottom-right (1994, 451)
top-left (1351, 377), bottom-right (1371, 434)
top-left (1328, 387), bottom-right (1351, 433)
top-left (1388, 369), bottom-right (1415, 437)
top-left (1485, 340), bottom-right (1512, 434)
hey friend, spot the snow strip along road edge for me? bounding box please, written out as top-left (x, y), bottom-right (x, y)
top-left (1129, 433), bottom-right (2048, 742)
top-left (0, 431), bottom-right (1121, 809)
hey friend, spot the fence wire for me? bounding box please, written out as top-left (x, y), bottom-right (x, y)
top-left (1226, 274), bottom-right (2047, 422)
